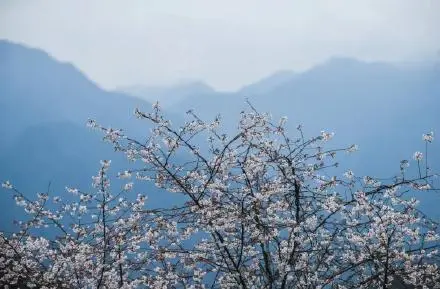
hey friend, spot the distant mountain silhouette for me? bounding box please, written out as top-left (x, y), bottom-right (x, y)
top-left (169, 57), bottom-right (439, 143)
top-left (0, 40), bottom-right (183, 231)
top-left (1, 40), bottom-right (439, 229)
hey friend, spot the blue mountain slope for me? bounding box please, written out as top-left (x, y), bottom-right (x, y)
top-left (239, 70), bottom-right (296, 96)
top-left (0, 40), bottom-right (161, 141)
top-left (169, 58), bottom-right (440, 156)
top-left (250, 58), bottom-right (440, 170)
top-left (168, 58), bottom-right (440, 216)
top-left (0, 41), bottom-right (185, 231)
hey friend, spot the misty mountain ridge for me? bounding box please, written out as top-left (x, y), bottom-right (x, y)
top-left (2, 39), bottom-right (438, 174)
top-left (119, 57), bottom-right (440, 107)
top-left (1, 40), bottom-right (439, 230)
top-left (0, 40), bottom-right (183, 231)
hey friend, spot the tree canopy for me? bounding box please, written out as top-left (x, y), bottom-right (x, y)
top-left (1, 103), bottom-right (439, 288)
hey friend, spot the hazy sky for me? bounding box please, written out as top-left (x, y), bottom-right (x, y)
top-left (1, 0), bottom-right (439, 91)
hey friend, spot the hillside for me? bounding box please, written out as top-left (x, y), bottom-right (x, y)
top-left (166, 58), bottom-right (440, 216)
top-left (0, 40), bottom-right (182, 231)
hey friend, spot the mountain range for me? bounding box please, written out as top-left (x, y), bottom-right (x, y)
top-left (1, 39), bottom-right (439, 231)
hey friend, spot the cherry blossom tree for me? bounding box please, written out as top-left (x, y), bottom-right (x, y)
top-left (1, 103), bottom-right (439, 288)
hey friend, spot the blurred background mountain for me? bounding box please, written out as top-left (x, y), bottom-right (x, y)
top-left (1, 40), bottom-right (439, 232)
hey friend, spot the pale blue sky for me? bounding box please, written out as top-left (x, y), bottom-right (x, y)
top-left (1, 0), bottom-right (439, 90)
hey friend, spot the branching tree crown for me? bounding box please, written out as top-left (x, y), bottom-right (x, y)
top-left (1, 103), bottom-right (439, 288)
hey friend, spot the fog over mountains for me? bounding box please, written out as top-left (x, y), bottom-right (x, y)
top-left (119, 81), bottom-right (215, 109)
top-left (1, 40), bottom-right (439, 232)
